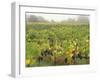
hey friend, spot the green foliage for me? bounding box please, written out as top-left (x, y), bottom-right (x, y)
top-left (26, 22), bottom-right (90, 67)
top-left (26, 42), bottom-right (41, 58)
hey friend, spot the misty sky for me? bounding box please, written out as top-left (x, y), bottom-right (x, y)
top-left (26, 13), bottom-right (89, 22)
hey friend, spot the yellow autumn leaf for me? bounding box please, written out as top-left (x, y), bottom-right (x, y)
top-left (26, 59), bottom-right (31, 64)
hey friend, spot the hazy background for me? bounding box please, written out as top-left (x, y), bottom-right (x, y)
top-left (26, 13), bottom-right (89, 24)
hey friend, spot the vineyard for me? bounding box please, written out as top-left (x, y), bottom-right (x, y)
top-left (26, 22), bottom-right (90, 67)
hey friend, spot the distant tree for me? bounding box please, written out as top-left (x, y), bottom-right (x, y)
top-left (37, 16), bottom-right (48, 22)
top-left (27, 15), bottom-right (38, 22)
top-left (26, 15), bottom-right (48, 22)
top-left (77, 16), bottom-right (89, 24)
